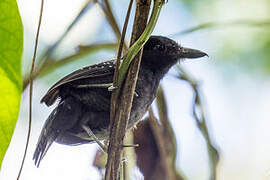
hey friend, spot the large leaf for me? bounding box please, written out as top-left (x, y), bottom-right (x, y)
top-left (0, 0), bottom-right (23, 167)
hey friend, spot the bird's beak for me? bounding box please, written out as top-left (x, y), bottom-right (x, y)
top-left (180, 47), bottom-right (208, 59)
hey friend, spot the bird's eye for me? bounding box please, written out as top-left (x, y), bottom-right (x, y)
top-left (153, 44), bottom-right (165, 51)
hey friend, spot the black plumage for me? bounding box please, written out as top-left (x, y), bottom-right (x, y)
top-left (33, 36), bottom-right (207, 167)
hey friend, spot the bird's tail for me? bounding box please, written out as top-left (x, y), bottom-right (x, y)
top-left (33, 97), bottom-right (83, 167)
top-left (33, 108), bottom-right (59, 167)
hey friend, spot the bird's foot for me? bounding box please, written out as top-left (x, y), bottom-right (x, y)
top-left (81, 125), bottom-right (107, 153)
top-left (82, 124), bottom-right (139, 154)
top-left (108, 85), bottom-right (118, 91)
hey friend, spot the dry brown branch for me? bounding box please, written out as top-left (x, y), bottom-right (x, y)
top-left (148, 107), bottom-right (180, 180)
top-left (108, 0), bottom-right (134, 179)
top-left (133, 110), bottom-right (184, 180)
top-left (133, 85), bottom-right (186, 180)
top-left (133, 119), bottom-right (160, 179)
top-left (122, 132), bottom-right (136, 180)
top-left (105, 0), bottom-right (151, 179)
top-left (133, 87), bottom-right (185, 180)
top-left (110, 0), bottom-right (134, 131)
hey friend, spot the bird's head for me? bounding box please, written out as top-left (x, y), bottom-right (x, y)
top-left (142, 36), bottom-right (208, 75)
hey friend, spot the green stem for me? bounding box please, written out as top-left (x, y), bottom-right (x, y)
top-left (117, 0), bottom-right (165, 89)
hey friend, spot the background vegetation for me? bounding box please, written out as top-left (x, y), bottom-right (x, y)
top-left (0, 0), bottom-right (270, 179)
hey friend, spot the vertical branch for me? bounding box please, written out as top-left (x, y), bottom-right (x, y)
top-left (122, 132), bottom-right (136, 180)
top-left (17, 0), bottom-right (44, 179)
top-left (176, 65), bottom-right (220, 180)
top-left (110, 0), bottom-right (134, 128)
top-left (122, 150), bottom-right (127, 180)
top-left (109, 0), bottom-right (134, 178)
top-left (148, 107), bottom-right (174, 179)
top-left (137, 85), bottom-right (185, 180)
top-left (105, 0), bottom-right (152, 179)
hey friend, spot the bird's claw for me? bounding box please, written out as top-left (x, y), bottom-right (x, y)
top-left (108, 85), bottom-right (118, 91)
top-left (81, 125), bottom-right (107, 153)
top-left (134, 91), bottom-right (139, 97)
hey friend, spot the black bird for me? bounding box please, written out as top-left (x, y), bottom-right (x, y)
top-left (33, 36), bottom-right (207, 167)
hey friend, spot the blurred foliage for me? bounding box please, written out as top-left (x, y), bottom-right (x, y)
top-left (177, 0), bottom-right (270, 76)
top-left (175, 19), bottom-right (270, 36)
top-left (260, 37), bottom-right (270, 73)
top-left (214, 28), bottom-right (270, 76)
top-left (23, 43), bottom-right (116, 89)
top-left (178, 0), bottom-right (214, 10)
top-left (0, 0), bottom-right (23, 167)
top-left (13, 0), bottom-right (270, 178)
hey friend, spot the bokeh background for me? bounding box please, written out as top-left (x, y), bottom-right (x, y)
top-left (1, 0), bottom-right (270, 179)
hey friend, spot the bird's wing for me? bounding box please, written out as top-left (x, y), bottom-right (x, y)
top-left (41, 60), bottom-right (116, 106)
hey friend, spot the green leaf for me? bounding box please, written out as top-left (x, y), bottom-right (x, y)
top-left (0, 0), bottom-right (23, 167)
